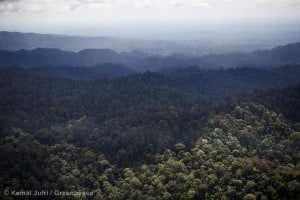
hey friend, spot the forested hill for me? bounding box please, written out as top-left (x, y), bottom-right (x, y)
top-left (0, 48), bottom-right (147, 69)
top-left (29, 63), bottom-right (136, 80)
top-left (1, 41), bottom-right (300, 70)
top-left (199, 42), bottom-right (300, 68)
top-left (151, 65), bottom-right (300, 99)
top-left (0, 66), bottom-right (208, 165)
top-left (239, 84), bottom-right (300, 123)
top-left (134, 42), bottom-right (300, 70)
top-left (2, 65), bottom-right (300, 99)
top-left (0, 64), bottom-right (299, 199)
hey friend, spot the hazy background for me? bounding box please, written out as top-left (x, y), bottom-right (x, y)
top-left (1, 0), bottom-right (300, 54)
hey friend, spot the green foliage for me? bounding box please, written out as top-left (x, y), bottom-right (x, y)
top-left (243, 193), bottom-right (256, 200)
top-left (0, 67), bottom-right (299, 199)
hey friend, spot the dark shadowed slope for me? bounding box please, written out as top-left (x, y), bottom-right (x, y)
top-left (158, 65), bottom-right (300, 99)
top-left (29, 63), bottom-right (137, 80)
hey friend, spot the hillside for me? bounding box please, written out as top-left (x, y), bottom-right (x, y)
top-left (0, 66), bottom-right (299, 199)
top-left (29, 64), bottom-right (136, 80)
top-left (3, 65), bottom-right (300, 100)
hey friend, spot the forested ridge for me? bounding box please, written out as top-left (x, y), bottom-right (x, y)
top-left (0, 65), bottom-right (299, 199)
top-left (1, 41), bottom-right (300, 70)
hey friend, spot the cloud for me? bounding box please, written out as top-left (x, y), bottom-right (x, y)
top-left (1, 0), bottom-right (300, 13)
top-left (0, 0), bottom-right (22, 12)
top-left (0, 0), bottom-right (21, 2)
top-left (1, 0), bottom-right (300, 25)
top-left (2, 0), bottom-right (298, 13)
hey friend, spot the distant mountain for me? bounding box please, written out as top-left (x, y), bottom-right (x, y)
top-left (135, 42), bottom-right (300, 70)
top-left (0, 31), bottom-right (192, 55)
top-left (0, 31), bottom-right (115, 52)
top-left (0, 42), bottom-right (300, 70)
top-left (2, 30), bottom-right (300, 60)
top-left (0, 48), bottom-right (146, 69)
top-left (200, 42), bottom-right (300, 68)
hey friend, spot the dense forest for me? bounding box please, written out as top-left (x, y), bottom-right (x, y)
top-left (0, 63), bottom-right (299, 199)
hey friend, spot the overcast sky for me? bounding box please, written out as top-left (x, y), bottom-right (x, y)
top-left (0, 0), bottom-right (300, 39)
